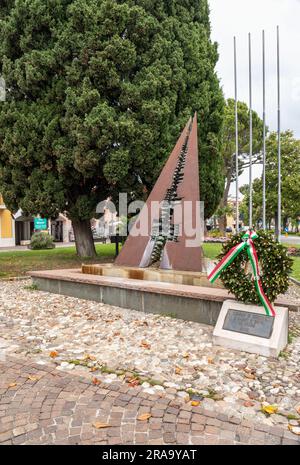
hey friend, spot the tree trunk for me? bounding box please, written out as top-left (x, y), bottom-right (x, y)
top-left (218, 173), bottom-right (232, 233)
top-left (72, 219), bottom-right (96, 258)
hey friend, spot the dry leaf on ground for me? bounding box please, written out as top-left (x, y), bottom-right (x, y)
top-left (243, 401), bottom-right (255, 407)
top-left (140, 341), bottom-right (151, 350)
top-left (93, 422), bottom-right (109, 429)
top-left (288, 425), bottom-right (300, 435)
top-left (261, 405), bottom-right (278, 415)
top-left (137, 413), bottom-right (151, 421)
top-left (27, 376), bottom-right (40, 381)
top-left (175, 366), bottom-right (182, 375)
top-left (49, 351), bottom-right (58, 358)
top-left (92, 377), bottom-right (101, 385)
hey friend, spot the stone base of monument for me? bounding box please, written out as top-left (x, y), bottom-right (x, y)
top-left (213, 300), bottom-right (288, 357)
top-left (81, 263), bottom-right (221, 288)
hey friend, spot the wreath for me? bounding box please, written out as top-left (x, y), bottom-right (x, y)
top-left (214, 230), bottom-right (293, 306)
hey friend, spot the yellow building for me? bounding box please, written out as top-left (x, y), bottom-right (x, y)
top-left (0, 195), bottom-right (15, 247)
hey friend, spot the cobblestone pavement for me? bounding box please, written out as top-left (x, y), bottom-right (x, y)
top-left (0, 357), bottom-right (299, 445)
top-left (1, 280), bottom-right (300, 426)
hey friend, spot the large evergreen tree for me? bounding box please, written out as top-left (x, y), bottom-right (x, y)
top-left (0, 0), bottom-right (224, 257)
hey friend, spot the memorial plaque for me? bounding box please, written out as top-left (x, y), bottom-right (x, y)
top-left (223, 309), bottom-right (274, 339)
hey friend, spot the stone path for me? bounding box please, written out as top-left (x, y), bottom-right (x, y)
top-left (1, 280), bottom-right (300, 444)
top-left (1, 280), bottom-right (300, 426)
top-left (1, 356), bottom-right (299, 445)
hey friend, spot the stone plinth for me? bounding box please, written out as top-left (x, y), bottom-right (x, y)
top-left (213, 300), bottom-right (289, 357)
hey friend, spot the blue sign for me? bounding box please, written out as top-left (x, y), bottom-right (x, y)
top-left (34, 218), bottom-right (48, 230)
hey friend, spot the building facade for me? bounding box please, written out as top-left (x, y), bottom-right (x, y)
top-left (0, 195), bottom-right (15, 247)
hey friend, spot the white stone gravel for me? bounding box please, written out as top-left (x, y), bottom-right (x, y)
top-left (0, 279), bottom-right (300, 426)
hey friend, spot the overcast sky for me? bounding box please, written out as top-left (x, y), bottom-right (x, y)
top-left (209, 0), bottom-right (300, 192)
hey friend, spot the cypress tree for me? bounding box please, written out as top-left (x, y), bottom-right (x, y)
top-left (0, 0), bottom-right (224, 257)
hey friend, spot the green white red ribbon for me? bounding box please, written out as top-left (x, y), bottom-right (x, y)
top-left (208, 230), bottom-right (276, 317)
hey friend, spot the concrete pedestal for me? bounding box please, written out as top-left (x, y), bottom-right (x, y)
top-left (213, 300), bottom-right (288, 357)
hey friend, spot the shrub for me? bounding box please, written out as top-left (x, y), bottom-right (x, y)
top-left (209, 229), bottom-right (224, 238)
top-left (29, 232), bottom-right (55, 250)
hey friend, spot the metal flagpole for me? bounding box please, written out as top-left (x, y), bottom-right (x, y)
top-left (234, 36), bottom-right (239, 233)
top-left (277, 26), bottom-right (281, 242)
top-left (248, 33), bottom-right (253, 229)
top-left (262, 30), bottom-right (266, 230)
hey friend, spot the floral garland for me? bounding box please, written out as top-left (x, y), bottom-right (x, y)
top-left (209, 230), bottom-right (293, 312)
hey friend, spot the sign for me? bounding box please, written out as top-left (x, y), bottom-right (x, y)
top-left (34, 217), bottom-right (48, 230)
top-left (223, 309), bottom-right (274, 339)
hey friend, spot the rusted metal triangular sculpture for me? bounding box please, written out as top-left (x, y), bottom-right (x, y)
top-left (115, 113), bottom-right (204, 272)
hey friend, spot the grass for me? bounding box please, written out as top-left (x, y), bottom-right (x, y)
top-left (292, 257), bottom-right (300, 281)
top-left (0, 241), bottom-right (299, 281)
top-left (0, 243), bottom-right (115, 279)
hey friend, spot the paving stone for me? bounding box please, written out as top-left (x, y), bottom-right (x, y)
top-left (0, 277), bottom-right (299, 446)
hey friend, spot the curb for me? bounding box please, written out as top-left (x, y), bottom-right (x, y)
top-left (289, 276), bottom-right (300, 287)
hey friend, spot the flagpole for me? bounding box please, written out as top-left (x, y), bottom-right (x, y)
top-left (262, 30), bottom-right (266, 230)
top-left (234, 36), bottom-right (239, 233)
top-left (249, 33), bottom-right (253, 229)
top-left (277, 26), bottom-right (281, 242)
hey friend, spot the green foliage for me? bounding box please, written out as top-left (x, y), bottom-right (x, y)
top-left (208, 229), bottom-right (224, 238)
top-left (240, 131), bottom-right (300, 225)
top-left (0, 0), bottom-right (224, 227)
top-left (29, 232), bottom-right (55, 250)
top-left (218, 99), bottom-right (263, 231)
top-left (221, 99), bottom-right (264, 182)
top-left (217, 230), bottom-right (293, 305)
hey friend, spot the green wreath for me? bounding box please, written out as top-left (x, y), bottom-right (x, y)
top-left (216, 230), bottom-right (293, 305)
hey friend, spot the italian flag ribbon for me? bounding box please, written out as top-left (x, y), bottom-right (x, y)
top-left (208, 230), bottom-right (276, 317)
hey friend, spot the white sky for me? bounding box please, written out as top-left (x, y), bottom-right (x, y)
top-left (209, 0), bottom-right (300, 192)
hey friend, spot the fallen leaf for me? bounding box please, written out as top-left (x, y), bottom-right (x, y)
top-left (128, 377), bottom-right (140, 388)
top-left (90, 367), bottom-right (98, 372)
top-left (49, 351), bottom-right (58, 358)
top-left (92, 377), bottom-right (101, 385)
top-left (261, 404), bottom-right (278, 415)
top-left (288, 425), bottom-right (300, 435)
top-left (27, 375), bottom-right (40, 381)
top-left (207, 357), bottom-right (214, 364)
top-left (93, 422), bottom-right (109, 429)
top-left (140, 341), bottom-right (151, 350)
top-left (191, 401), bottom-right (200, 407)
top-left (243, 401), bottom-right (255, 407)
top-left (8, 382), bottom-right (17, 388)
top-left (175, 366), bottom-right (182, 375)
top-left (137, 413), bottom-right (151, 421)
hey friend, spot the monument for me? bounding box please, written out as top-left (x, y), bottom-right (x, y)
top-left (114, 113), bottom-right (203, 272)
top-left (82, 112), bottom-right (207, 284)
top-left (29, 115), bottom-right (297, 332)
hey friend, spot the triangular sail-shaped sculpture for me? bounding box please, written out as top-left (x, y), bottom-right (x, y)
top-left (115, 113), bottom-right (204, 272)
